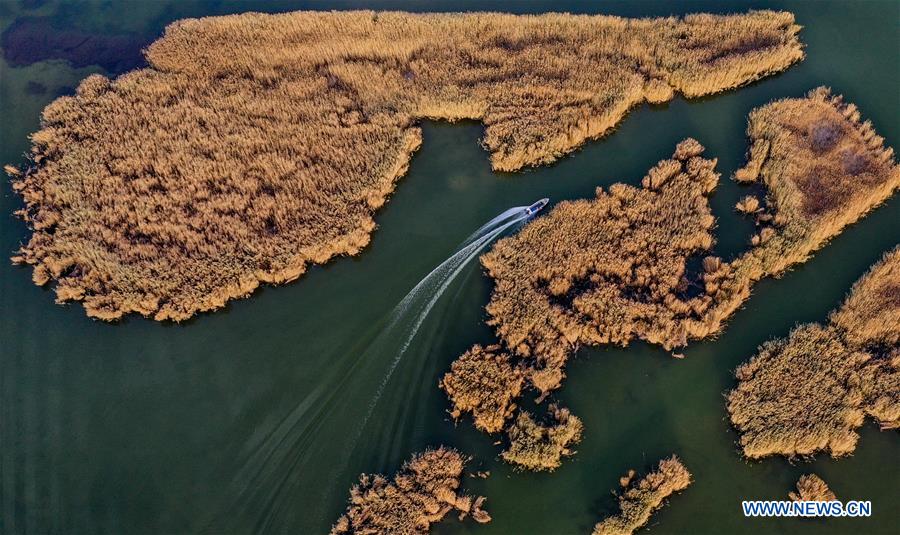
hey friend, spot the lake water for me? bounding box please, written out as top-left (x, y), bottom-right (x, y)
top-left (1, 1), bottom-right (897, 534)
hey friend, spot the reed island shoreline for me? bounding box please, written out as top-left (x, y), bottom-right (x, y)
top-left (441, 88), bottom-right (899, 470)
top-left (8, 9), bottom-right (804, 321)
top-left (727, 246), bottom-right (899, 459)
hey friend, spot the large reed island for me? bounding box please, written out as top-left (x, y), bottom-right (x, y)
top-left (8, 9), bottom-right (804, 321)
top-left (441, 89), bottom-right (898, 467)
top-left (331, 447), bottom-right (490, 534)
top-left (592, 456), bottom-right (692, 535)
top-left (474, 138), bottom-right (720, 395)
top-left (727, 246), bottom-right (899, 459)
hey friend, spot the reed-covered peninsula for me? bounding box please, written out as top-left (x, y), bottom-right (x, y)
top-left (707, 87), bottom-right (900, 327)
top-left (592, 456), bottom-right (692, 535)
top-left (727, 246), bottom-right (899, 459)
top-left (331, 447), bottom-right (490, 534)
top-left (474, 138), bottom-right (720, 395)
top-left (8, 9), bottom-right (804, 321)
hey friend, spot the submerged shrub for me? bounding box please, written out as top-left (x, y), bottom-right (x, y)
top-left (501, 404), bottom-right (583, 472)
top-left (592, 456), bottom-right (692, 535)
top-left (8, 9), bottom-right (804, 321)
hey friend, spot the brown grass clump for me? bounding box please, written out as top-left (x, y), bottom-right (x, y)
top-left (480, 139), bottom-right (721, 393)
top-left (726, 247), bottom-right (900, 459)
top-left (331, 447), bottom-right (490, 534)
top-left (439, 344), bottom-right (524, 434)
top-left (592, 456), bottom-right (692, 535)
top-left (8, 9), bottom-right (803, 321)
top-left (501, 404), bottom-right (583, 471)
top-left (789, 474), bottom-right (836, 502)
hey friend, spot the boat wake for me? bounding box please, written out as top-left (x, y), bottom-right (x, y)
top-left (359, 205), bottom-right (533, 426)
top-left (204, 201), bottom-right (545, 533)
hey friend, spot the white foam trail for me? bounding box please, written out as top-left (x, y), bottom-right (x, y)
top-left (330, 208), bottom-right (531, 491)
top-left (464, 205), bottom-right (529, 245)
top-left (364, 214), bottom-right (527, 420)
top-left (213, 203), bottom-right (537, 532)
top-left (372, 205), bottom-right (530, 337)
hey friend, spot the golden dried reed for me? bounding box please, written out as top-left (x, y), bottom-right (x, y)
top-left (789, 474), bottom-right (836, 502)
top-left (727, 246), bottom-right (900, 459)
top-left (480, 138), bottom-right (721, 393)
top-left (9, 9), bottom-right (803, 321)
top-left (439, 344), bottom-right (524, 434)
top-left (331, 447), bottom-right (490, 534)
top-left (592, 456), bottom-right (692, 535)
top-left (710, 87), bottom-right (900, 327)
top-left (441, 89), bottom-right (897, 468)
top-left (500, 403), bottom-right (583, 471)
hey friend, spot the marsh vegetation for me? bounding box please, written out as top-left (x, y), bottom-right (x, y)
top-left (592, 456), bottom-right (692, 535)
top-left (331, 447), bottom-right (490, 534)
top-left (8, 9), bottom-right (803, 321)
top-left (441, 90), bottom-right (898, 469)
top-left (439, 344), bottom-right (525, 434)
top-left (477, 138), bottom-right (720, 396)
top-left (710, 87), bottom-right (900, 327)
top-left (727, 246), bottom-right (899, 459)
top-left (789, 474), bottom-right (836, 502)
top-left (500, 404), bottom-right (583, 472)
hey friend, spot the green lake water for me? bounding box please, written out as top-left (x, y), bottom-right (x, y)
top-left (1, 1), bottom-right (897, 533)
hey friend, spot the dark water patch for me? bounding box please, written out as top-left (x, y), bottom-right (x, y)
top-left (19, 0), bottom-right (47, 10)
top-left (24, 80), bottom-right (45, 95)
top-left (53, 85), bottom-right (74, 97)
top-left (1, 17), bottom-right (147, 73)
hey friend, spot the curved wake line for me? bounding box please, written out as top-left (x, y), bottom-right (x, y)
top-left (322, 206), bottom-right (532, 514)
top-left (360, 212), bottom-right (528, 428)
top-left (210, 203), bottom-right (535, 533)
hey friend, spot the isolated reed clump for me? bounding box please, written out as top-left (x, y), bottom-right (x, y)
top-left (8, 9), bottom-right (803, 321)
top-left (592, 456), bottom-right (692, 535)
top-left (439, 344), bottom-right (524, 433)
top-left (789, 474), bottom-right (836, 502)
top-left (480, 138), bottom-right (722, 394)
top-left (501, 404), bottom-right (583, 471)
top-left (726, 246), bottom-right (900, 459)
top-left (331, 447), bottom-right (490, 534)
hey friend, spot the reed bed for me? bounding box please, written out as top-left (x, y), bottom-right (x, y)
top-left (592, 456), bottom-right (692, 535)
top-left (331, 447), bottom-right (490, 534)
top-left (789, 474), bottom-right (836, 502)
top-left (479, 138), bottom-right (721, 394)
top-left (441, 89), bottom-right (897, 469)
top-left (9, 9), bottom-right (803, 321)
top-left (709, 87), bottom-right (900, 326)
top-left (439, 344), bottom-right (524, 434)
top-left (726, 246), bottom-right (900, 459)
